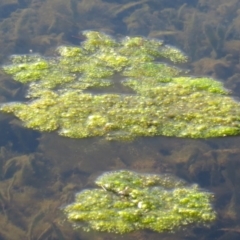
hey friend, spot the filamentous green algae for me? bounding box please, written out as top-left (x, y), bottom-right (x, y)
top-left (1, 31), bottom-right (240, 140)
top-left (63, 170), bottom-right (216, 234)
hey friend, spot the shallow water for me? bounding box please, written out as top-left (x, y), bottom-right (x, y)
top-left (1, 0), bottom-right (240, 239)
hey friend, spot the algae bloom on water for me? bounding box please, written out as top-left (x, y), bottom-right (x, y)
top-left (63, 170), bottom-right (216, 234)
top-left (1, 31), bottom-right (240, 140)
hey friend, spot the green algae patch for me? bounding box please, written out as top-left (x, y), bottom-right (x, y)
top-left (63, 170), bottom-right (216, 234)
top-left (1, 31), bottom-right (240, 140)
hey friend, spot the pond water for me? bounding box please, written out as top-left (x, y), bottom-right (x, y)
top-left (1, 0), bottom-right (240, 239)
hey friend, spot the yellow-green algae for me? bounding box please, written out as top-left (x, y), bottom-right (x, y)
top-left (1, 31), bottom-right (240, 140)
top-left (63, 170), bottom-right (216, 234)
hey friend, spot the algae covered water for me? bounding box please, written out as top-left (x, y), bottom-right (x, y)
top-left (1, 0), bottom-right (240, 240)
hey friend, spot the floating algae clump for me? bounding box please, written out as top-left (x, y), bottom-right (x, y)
top-left (63, 170), bottom-right (216, 234)
top-left (2, 31), bottom-right (240, 140)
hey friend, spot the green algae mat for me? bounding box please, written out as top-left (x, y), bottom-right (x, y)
top-left (1, 31), bottom-right (240, 140)
top-left (63, 170), bottom-right (216, 233)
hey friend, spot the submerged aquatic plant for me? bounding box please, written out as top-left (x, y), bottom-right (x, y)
top-left (1, 31), bottom-right (240, 140)
top-left (63, 170), bottom-right (216, 234)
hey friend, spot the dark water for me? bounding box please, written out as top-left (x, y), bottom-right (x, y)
top-left (1, 0), bottom-right (240, 239)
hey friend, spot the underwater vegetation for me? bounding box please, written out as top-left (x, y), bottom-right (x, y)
top-left (2, 31), bottom-right (240, 140)
top-left (63, 170), bottom-right (216, 234)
